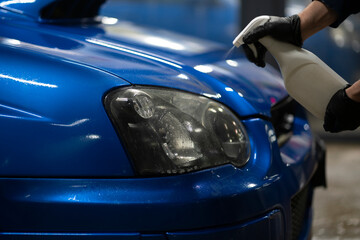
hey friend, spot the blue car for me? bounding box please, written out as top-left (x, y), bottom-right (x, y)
top-left (0, 0), bottom-right (325, 239)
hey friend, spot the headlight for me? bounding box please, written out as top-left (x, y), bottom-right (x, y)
top-left (104, 87), bottom-right (250, 176)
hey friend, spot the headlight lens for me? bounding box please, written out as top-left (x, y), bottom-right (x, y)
top-left (104, 87), bottom-right (250, 176)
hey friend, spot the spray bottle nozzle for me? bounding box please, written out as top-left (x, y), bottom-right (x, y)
top-left (232, 15), bottom-right (270, 47)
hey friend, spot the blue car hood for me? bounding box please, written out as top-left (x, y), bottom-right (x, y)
top-left (0, 15), bottom-right (287, 117)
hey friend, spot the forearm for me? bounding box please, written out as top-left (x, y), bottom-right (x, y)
top-left (298, 0), bottom-right (338, 41)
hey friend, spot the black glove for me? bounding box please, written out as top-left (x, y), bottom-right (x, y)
top-left (323, 85), bottom-right (360, 133)
top-left (242, 15), bottom-right (302, 67)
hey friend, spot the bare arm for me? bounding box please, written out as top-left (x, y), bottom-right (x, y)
top-left (298, 0), bottom-right (338, 41)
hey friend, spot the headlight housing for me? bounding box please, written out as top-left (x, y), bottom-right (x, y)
top-left (104, 87), bottom-right (250, 176)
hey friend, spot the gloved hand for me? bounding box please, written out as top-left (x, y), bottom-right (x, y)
top-left (323, 85), bottom-right (360, 133)
top-left (242, 15), bottom-right (302, 67)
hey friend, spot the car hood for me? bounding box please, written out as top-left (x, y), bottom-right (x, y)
top-left (0, 17), bottom-right (287, 117)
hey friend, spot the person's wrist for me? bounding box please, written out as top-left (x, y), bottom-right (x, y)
top-left (345, 83), bottom-right (360, 103)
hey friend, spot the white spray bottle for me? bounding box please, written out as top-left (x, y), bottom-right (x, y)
top-left (233, 16), bottom-right (348, 119)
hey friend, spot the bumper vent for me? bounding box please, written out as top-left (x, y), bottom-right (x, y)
top-left (40, 0), bottom-right (106, 20)
top-left (270, 96), bottom-right (296, 146)
top-left (291, 184), bottom-right (312, 240)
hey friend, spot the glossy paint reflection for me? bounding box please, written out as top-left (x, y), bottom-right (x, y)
top-left (0, 0), bottom-right (51, 18)
top-left (0, 0), bottom-right (36, 8)
top-left (86, 38), bottom-right (183, 69)
top-left (0, 73), bottom-right (57, 88)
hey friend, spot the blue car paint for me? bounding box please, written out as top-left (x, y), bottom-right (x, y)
top-left (99, 0), bottom-right (240, 44)
top-left (0, 43), bottom-right (134, 177)
top-left (0, 1), bottom-right (324, 239)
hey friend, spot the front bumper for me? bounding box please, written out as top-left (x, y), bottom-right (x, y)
top-left (0, 210), bottom-right (283, 240)
top-left (0, 118), bottom-right (326, 240)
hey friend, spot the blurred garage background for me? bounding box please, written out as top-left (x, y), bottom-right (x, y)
top-left (100, 0), bottom-right (360, 238)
